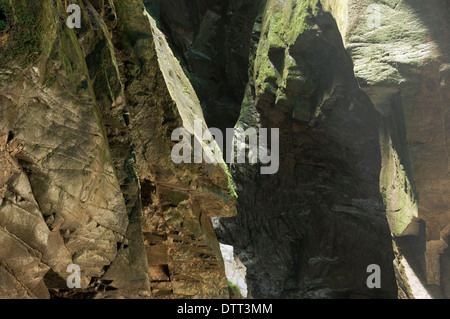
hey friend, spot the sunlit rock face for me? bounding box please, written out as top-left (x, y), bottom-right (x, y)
top-left (219, 243), bottom-right (248, 298)
top-left (342, 0), bottom-right (450, 298)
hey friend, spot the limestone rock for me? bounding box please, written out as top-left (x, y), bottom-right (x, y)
top-left (0, 0), bottom-right (235, 299)
top-left (1, 0), bottom-right (449, 300)
top-left (145, 0), bottom-right (265, 132)
top-left (343, 0), bottom-right (450, 298)
top-left (214, 0), bottom-right (398, 298)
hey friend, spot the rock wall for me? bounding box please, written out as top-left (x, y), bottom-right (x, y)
top-left (214, 0), bottom-right (397, 298)
top-left (144, 0), bottom-right (265, 132)
top-left (0, 0), bottom-right (235, 299)
top-left (1, 0), bottom-right (449, 299)
top-left (343, 0), bottom-right (450, 298)
top-left (212, 0), bottom-right (450, 299)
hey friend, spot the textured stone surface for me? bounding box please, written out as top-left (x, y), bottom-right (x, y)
top-left (1, 0), bottom-right (449, 300)
top-left (343, 0), bottom-right (450, 298)
top-left (0, 0), bottom-right (235, 299)
top-left (214, 0), bottom-right (397, 299)
top-left (144, 0), bottom-right (265, 132)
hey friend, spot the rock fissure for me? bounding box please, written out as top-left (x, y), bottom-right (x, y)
top-left (0, 0), bottom-right (449, 299)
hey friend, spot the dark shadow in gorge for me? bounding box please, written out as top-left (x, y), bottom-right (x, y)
top-left (142, 0), bottom-right (266, 133)
top-left (215, 8), bottom-right (397, 298)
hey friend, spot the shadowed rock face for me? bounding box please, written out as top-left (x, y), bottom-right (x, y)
top-left (214, 0), bottom-right (397, 299)
top-left (158, 0), bottom-right (449, 299)
top-left (0, 0), bottom-right (235, 299)
top-left (144, 0), bottom-right (265, 133)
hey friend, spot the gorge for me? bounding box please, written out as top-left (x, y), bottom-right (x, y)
top-left (0, 0), bottom-right (449, 299)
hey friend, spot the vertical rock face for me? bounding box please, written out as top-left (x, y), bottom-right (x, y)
top-left (343, 0), bottom-right (450, 298)
top-left (145, 0), bottom-right (265, 132)
top-left (214, 0), bottom-right (397, 298)
top-left (0, 0), bottom-right (235, 299)
top-left (1, 0), bottom-right (449, 300)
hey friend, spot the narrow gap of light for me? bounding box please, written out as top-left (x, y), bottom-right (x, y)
top-left (219, 243), bottom-right (249, 298)
top-left (401, 256), bottom-right (432, 299)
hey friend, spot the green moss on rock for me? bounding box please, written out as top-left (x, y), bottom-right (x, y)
top-left (227, 279), bottom-right (242, 299)
top-left (254, 0), bottom-right (321, 95)
top-left (0, 0), bottom-right (43, 65)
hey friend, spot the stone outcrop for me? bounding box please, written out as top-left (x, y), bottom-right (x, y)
top-left (214, 0), bottom-right (397, 298)
top-left (211, 0), bottom-right (450, 299)
top-left (342, 0), bottom-right (450, 298)
top-left (0, 0), bottom-right (235, 299)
